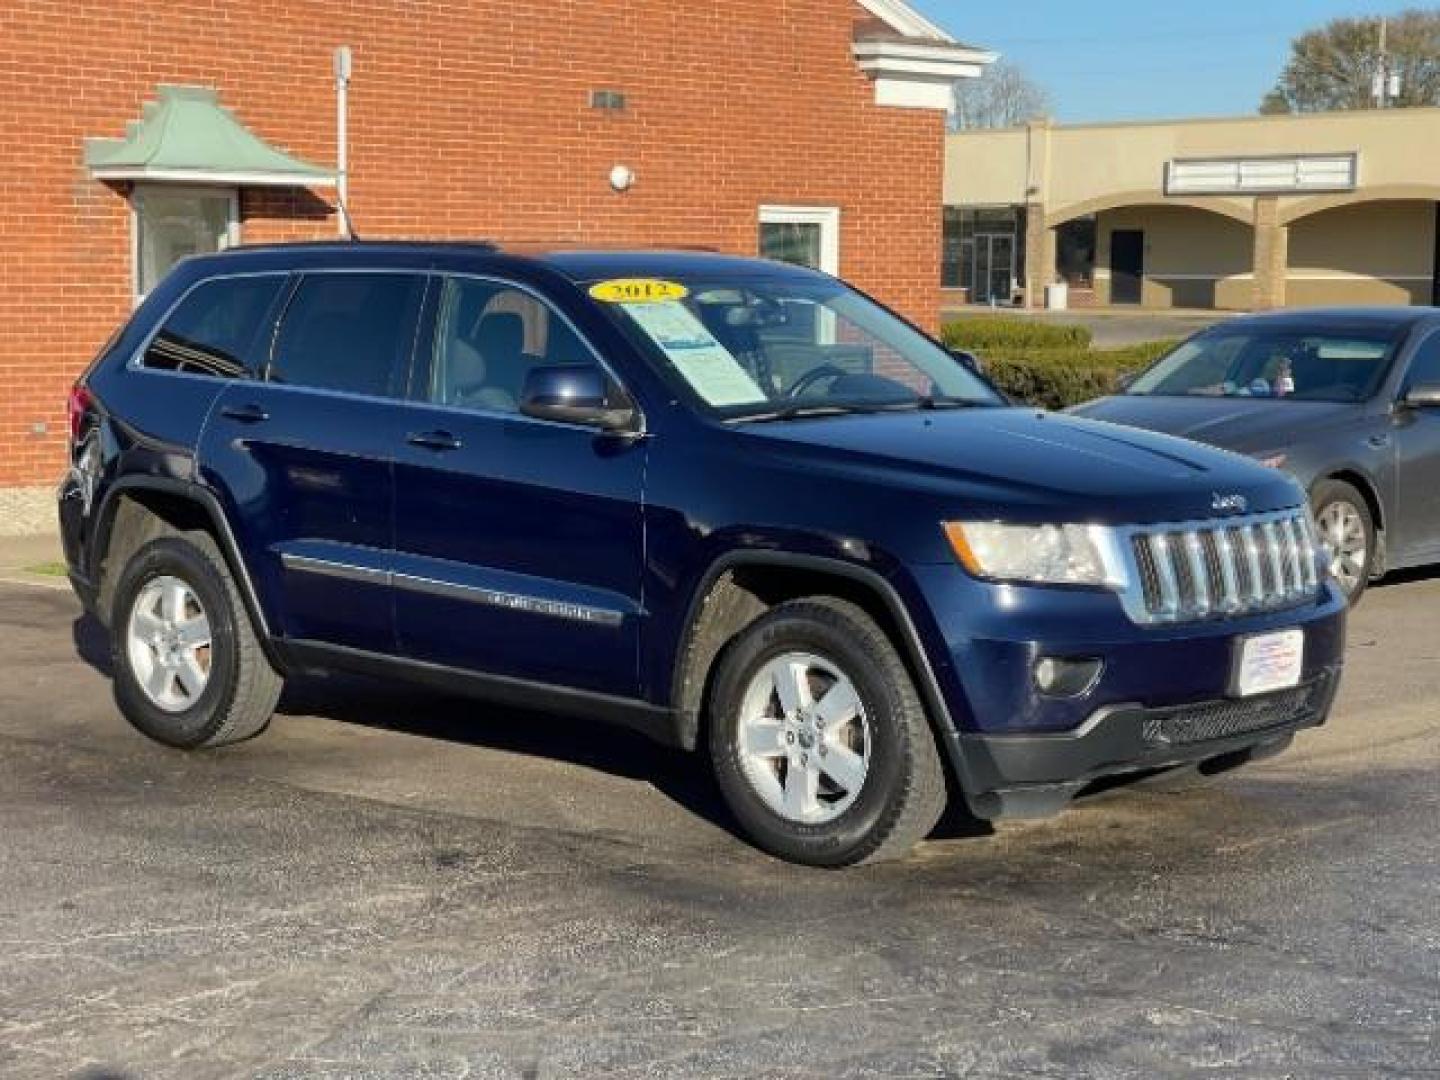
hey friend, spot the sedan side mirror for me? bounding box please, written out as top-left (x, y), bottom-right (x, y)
top-left (1402, 382), bottom-right (1440, 409)
top-left (519, 364), bottom-right (637, 432)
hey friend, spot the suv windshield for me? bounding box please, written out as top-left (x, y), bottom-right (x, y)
top-left (1127, 328), bottom-right (1402, 403)
top-left (591, 274), bottom-right (1002, 419)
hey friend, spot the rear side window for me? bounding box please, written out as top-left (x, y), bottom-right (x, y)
top-left (142, 275), bottom-right (286, 377)
top-left (269, 273), bottom-right (427, 398)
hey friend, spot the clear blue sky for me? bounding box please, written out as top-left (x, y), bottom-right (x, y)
top-left (911, 1), bottom-right (1404, 123)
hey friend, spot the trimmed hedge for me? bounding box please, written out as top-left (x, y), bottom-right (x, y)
top-left (941, 317), bottom-right (1092, 352)
top-left (977, 342), bottom-right (1176, 410)
top-left (940, 318), bottom-right (1177, 410)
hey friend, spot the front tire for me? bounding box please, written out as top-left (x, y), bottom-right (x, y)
top-left (708, 597), bottom-right (946, 867)
top-left (1311, 479), bottom-right (1374, 604)
top-left (110, 534), bottom-right (282, 749)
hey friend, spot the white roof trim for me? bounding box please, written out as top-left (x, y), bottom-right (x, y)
top-left (91, 165), bottom-right (337, 187)
top-left (855, 0), bottom-right (953, 42)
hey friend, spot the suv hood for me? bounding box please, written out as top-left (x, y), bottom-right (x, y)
top-left (734, 406), bottom-right (1302, 524)
top-left (1069, 395), bottom-right (1355, 455)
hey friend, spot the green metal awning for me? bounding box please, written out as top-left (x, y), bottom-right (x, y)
top-left (85, 85), bottom-right (335, 187)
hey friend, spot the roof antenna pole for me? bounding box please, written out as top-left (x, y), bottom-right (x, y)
top-left (334, 45), bottom-right (355, 238)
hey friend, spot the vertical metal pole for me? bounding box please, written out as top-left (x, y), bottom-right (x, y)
top-left (335, 46), bottom-right (352, 237)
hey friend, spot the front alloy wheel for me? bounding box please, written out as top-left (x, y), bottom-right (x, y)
top-left (737, 651), bottom-right (872, 825)
top-left (709, 597), bottom-right (947, 867)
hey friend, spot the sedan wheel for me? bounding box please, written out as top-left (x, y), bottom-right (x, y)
top-left (1316, 500), bottom-right (1367, 596)
top-left (1311, 479), bottom-right (1375, 604)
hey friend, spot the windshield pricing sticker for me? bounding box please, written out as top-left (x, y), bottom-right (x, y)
top-left (589, 279), bottom-right (690, 304)
top-left (622, 301), bottom-right (766, 407)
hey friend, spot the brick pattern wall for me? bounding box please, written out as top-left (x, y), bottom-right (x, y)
top-left (0, 0), bottom-right (945, 487)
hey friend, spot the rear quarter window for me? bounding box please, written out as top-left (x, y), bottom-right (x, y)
top-left (142, 275), bottom-right (287, 378)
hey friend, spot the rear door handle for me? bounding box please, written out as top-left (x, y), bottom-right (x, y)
top-left (1367, 434), bottom-right (1391, 449)
top-left (406, 429), bottom-right (463, 452)
top-left (220, 403), bottom-right (270, 424)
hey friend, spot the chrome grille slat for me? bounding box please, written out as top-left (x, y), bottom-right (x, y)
top-left (1184, 531), bottom-right (1210, 617)
top-left (1149, 533), bottom-right (1181, 617)
top-left (1127, 509), bottom-right (1321, 625)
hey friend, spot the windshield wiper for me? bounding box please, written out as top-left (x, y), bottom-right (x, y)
top-left (729, 402), bottom-right (889, 424)
top-left (915, 394), bottom-right (996, 410)
top-left (732, 396), bottom-right (996, 423)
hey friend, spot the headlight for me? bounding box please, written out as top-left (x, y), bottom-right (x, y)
top-left (943, 522), bottom-right (1129, 588)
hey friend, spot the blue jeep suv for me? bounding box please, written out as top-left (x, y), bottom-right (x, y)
top-left (59, 243), bottom-right (1346, 866)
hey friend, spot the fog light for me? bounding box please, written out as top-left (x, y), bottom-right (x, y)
top-left (1034, 656), bottom-right (1103, 698)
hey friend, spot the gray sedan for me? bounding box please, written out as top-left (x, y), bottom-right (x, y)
top-left (1071, 308), bottom-right (1440, 602)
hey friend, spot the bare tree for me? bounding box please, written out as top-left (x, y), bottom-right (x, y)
top-left (951, 61), bottom-right (1051, 130)
top-left (1261, 8), bottom-right (1440, 113)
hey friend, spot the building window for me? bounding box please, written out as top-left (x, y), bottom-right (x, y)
top-left (132, 186), bottom-right (239, 300)
top-left (758, 205), bottom-right (840, 275)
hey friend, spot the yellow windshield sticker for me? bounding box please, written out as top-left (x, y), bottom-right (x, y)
top-left (589, 279), bottom-right (690, 304)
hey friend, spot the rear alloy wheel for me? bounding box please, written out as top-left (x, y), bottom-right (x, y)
top-left (709, 597), bottom-right (947, 867)
top-left (110, 534), bottom-right (282, 749)
top-left (1311, 480), bottom-right (1374, 604)
top-left (126, 575), bottom-right (213, 713)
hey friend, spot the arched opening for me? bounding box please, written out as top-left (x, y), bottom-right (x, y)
top-left (1051, 203), bottom-right (1254, 310)
top-left (1285, 200), bottom-right (1439, 308)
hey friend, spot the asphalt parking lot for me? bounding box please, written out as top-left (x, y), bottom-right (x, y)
top-left (1, 572), bottom-right (1437, 1079)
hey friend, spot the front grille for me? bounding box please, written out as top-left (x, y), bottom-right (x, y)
top-left (1141, 680), bottom-right (1325, 746)
top-left (1128, 509), bottom-right (1319, 624)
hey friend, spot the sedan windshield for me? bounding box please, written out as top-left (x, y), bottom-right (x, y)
top-left (591, 274), bottom-right (1002, 419)
top-left (1127, 328), bottom-right (1401, 403)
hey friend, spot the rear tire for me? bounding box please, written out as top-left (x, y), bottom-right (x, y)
top-left (707, 597), bottom-right (946, 867)
top-left (1311, 479), bottom-right (1374, 605)
top-left (110, 534), bottom-right (282, 749)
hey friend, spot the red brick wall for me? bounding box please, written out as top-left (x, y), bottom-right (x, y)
top-left (0, 0), bottom-right (945, 486)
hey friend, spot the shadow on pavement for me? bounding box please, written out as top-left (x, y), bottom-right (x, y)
top-left (69, 610), bottom-right (997, 846)
top-left (72, 612), bottom-right (112, 676)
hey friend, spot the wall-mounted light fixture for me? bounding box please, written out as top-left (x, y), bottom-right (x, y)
top-left (609, 165), bottom-right (635, 193)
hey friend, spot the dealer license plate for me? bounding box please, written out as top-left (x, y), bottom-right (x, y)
top-left (1233, 629), bottom-right (1305, 697)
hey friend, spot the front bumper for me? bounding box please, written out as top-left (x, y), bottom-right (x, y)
top-left (900, 565), bottom-right (1348, 819)
top-left (949, 665), bottom-right (1342, 819)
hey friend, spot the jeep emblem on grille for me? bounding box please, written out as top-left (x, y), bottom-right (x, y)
top-left (1211, 492), bottom-right (1248, 514)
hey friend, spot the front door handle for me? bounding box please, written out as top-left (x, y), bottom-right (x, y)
top-left (406, 429), bottom-right (463, 452)
top-left (1368, 433), bottom-right (1392, 449)
top-left (220, 403), bottom-right (270, 424)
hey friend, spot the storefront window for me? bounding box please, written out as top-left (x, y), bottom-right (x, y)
top-left (940, 206), bottom-right (1026, 303)
top-left (134, 187), bottom-right (236, 299)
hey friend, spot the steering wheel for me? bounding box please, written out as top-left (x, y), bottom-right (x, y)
top-left (787, 363), bottom-right (849, 399)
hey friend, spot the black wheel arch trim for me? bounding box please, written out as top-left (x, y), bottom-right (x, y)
top-left (670, 549), bottom-right (966, 759)
top-left (89, 475), bottom-right (288, 673)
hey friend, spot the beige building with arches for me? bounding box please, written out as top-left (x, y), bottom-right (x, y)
top-left (944, 108), bottom-right (1440, 311)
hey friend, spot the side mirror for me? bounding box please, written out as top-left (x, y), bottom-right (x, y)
top-left (1114, 369), bottom-right (1139, 392)
top-left (519, 365), bottom-right (637, 431)
top-left (1402, 382), bottom-right (1440, 409)
top-left (949, 348), bottom-right (983, 374)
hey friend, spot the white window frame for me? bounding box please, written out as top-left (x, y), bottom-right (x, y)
top-left (758, 205), bottom-right (841, 276)
top-left (130, 183), bottom-right (241, 303)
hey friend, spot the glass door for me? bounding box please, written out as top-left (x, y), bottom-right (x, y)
top-left (972, 234), bottom-right (1015, 304)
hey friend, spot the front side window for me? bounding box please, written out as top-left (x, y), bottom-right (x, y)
top-left (134, 187), bottom-right (235, 298)
top-left (269, 273), bottom-right (426, 398)
top-left (1127, 329), bottom-right (1403, 403)
top-left (595, 274), bottom-right (1002, 419)
top-left (428, 278), bottom-right (599, 413)
top-left (142, 275), bottom-right (285, 377)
